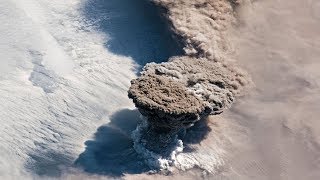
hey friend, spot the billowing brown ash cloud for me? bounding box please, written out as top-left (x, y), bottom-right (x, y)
top-left (128, 0), bottom-right (252, 170)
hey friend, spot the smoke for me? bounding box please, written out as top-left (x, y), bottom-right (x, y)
top-left (128, 0), bottom-right (252, 173)
top-left (128, 0), bottom-right (320, 179)
top-left (212, 0), bottom-right (320, 179)
top-left (132, 118), bottom-right (184, 171)
top-left (152, 0), bottom-right (239, 61)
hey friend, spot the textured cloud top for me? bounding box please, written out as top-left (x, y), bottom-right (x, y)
top-left (129, 56), bottom-right (250, 128)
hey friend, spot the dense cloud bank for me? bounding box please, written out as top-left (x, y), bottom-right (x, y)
top-left (128, 0), bottom-right (251, 170)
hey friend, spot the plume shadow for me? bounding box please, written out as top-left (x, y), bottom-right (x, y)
top-left (74, 109), bottom-right (150, 177)
top-left (181, 118), bottom-right (212, 153)
top-left (75, 109), bottom-right (212, 176)
top-left (81, 0), bottom-right (183, 68)
top-left (183, 119), bottom-right (212, 144)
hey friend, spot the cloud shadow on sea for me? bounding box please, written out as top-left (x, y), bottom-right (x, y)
top-left (81, 0), bottom-right (183, 69)
top-left (182, 118), bottom-right (212, 152)
top-left (75, 109), bottom-right (212, 177)
top-left (74, 109), bottom-right (150, 177)
top-left (24, 108), bottom-right (212, 178)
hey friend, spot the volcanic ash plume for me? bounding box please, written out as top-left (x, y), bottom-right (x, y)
top-left (128, 0), bottom-right (252, 171)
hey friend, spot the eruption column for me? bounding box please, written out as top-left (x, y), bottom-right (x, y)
top-left (128, 0), bottom-right (252, 170)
